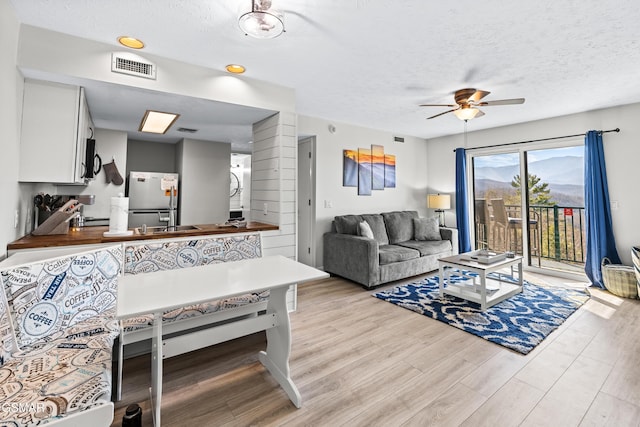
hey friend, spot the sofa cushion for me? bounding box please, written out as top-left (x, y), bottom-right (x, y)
top-left (334, 215), bottom-right (364, 235)
top-left (379, 245), bottom-right (420, 265)
top-left (397, 240), bottom-right (452, 256)
top-left (382, 211), bottom-right (419, 244)
top-left (2, 246), bottom-right (121, 350)
top-left (0, 289), bottom-right (14, 367)
top-left (414, 217), bottom-right (442, 241)
top-left (0, 311), bottom-right (119, 426)
top-left (361, 214), bottom-right (390, 245)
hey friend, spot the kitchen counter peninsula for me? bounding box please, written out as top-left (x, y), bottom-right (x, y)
top-left (7, 222), bottom-right (278, 251)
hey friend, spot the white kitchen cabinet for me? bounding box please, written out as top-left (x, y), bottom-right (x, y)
top-left (19, 79), bottom-right (93, 184)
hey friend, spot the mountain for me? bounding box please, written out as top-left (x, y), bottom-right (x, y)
top-left (474, 154), bottom-right (585, 207)
top-left (528, 156), bottom-right (583, 185)
top-left (475, 156), bottom-right (583, 186)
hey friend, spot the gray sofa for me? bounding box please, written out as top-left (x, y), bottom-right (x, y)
top-left (323, 211), bottom-right (458, 288)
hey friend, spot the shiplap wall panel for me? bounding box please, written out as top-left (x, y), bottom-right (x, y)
top-left (252, 146), bottom-right (280, 162)
top-left (252, 180), bottom-right (280, 191)
top-left (251, 112), bottom-right (298, 310)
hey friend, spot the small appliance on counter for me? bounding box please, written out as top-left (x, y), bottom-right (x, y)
top-left (126, 171), bottom-right (179, 228)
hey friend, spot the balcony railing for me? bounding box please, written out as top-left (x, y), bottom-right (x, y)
top-left (476, 202), bottom-right (586, 267)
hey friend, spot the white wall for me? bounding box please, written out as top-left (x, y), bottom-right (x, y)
top-left (176, 138), bottom-right (230, 225)
top-left (0, 0), bottom-right (26, 256)
top-left (298, 115), bottom-right (429, 268)
top-left (126, 140), bottom-right (177, 174)
top-left (16, 25), bottom-right (295, 113)
top-left (426, 103), bottom-right (640, 265)
top-left (74, 128), bottom-right (128, 219)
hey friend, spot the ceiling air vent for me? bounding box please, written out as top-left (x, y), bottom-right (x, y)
top-left (177, 127), bottom-right (198, 133)
top-left (111, 52), bottom-right (156, 80)
top-left (393, 136), bottom-right (405, 143)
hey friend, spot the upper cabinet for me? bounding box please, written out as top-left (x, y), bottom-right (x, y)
top-left (19, 80), bottom-right (93, 184)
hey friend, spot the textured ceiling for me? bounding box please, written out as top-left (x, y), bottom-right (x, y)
top-left (9, 0), bottom-right (640, 149)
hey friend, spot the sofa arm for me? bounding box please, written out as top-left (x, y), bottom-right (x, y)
top-left (440, 227), bottom-right (459, 255)
top-left (323, 232), bottom-right (379, 287)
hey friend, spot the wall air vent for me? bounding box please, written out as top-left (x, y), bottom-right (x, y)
top-left (393, 136), bottom-right (405, 143)
top-left (177, 127), bottom-right (198, 133)
top-left (111, 52), bottom-right (156, 79)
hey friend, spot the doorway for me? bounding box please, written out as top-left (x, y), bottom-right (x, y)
top-left (471, 145), bottom-right (585, 275)
top-left (297, 137), bottom-right (316, 266)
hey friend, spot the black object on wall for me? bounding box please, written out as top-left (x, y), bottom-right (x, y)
top-left (83, 138), bottom-right (102, 179)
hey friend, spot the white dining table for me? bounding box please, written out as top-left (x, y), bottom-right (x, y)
top-left (116, 255), bottom-right (329, 426)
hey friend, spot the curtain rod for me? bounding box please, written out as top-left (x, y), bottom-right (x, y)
top-left (453, 127), bottom-right (620, 152)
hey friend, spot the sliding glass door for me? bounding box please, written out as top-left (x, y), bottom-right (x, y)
top-left (471, 145), bottom-right (585, 274)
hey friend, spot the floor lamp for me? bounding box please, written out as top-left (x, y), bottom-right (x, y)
top-left (428, 194), bottom-right (451, 227)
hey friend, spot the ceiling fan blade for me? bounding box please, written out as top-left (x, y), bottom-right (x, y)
top-left (475, 109), bottom-right (485, 118)
top-left (469, 90), bottom-right (490, 103)
top-left (426, 109), bottom-right (457, 120)
top-left (419, 103), bottom-right (457, 107)
top-left (478, 98), bottom-right (525, 106)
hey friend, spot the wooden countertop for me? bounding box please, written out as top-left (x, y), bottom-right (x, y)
top-left (7, 222), bottom-right (279, 251)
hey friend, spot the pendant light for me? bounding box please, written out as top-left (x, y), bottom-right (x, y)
top-left (238, 0), bottom-right (285, 39)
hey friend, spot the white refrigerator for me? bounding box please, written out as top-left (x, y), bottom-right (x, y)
top-left (126, 171), bottom-right (179, 228)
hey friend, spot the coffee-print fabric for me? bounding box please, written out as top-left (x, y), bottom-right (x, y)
top-left (0, 246), bottom-right (121, 426)
top-left (122, 234), bottom-right (268, 332)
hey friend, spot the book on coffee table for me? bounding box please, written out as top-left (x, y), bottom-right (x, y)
top-left (461, 249), bottom-right (507, 264)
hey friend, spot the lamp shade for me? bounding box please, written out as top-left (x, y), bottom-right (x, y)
top-left (427, 194), bottom-right (451, 210)
top-left (453, 107), bottom-right (480, 121)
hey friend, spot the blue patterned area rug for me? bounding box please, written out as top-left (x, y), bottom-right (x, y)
top-left (373, 273), bottom-right (589, 355)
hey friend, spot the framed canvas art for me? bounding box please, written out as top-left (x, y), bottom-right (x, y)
top-left (371, 144), bottom-right (385, 190)
top-left (358, 148), bottom-right (372, 195)
top-left (343, 149), bottom-right (357, 187)
top-left (384, 154), bottom-right (396, 188)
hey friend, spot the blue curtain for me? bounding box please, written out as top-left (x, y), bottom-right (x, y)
top-left (455, 148), bottom-right (472, 253)
top-left (584, 130), bottom-right (620, 288)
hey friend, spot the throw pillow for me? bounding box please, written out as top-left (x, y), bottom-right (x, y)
top-left (381, 211), bottom-right (417, 244)
top-left (358, 221), bottom-right (375, 240)
top-left (360, 214), bottom-right (390, 245)
top-left (334, 215), bottom-right (363, 235)
top-left (414, 217), bottom-right (442, 241)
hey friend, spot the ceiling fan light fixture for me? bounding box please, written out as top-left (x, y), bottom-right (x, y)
top-left (453, 106), bottom-right (480, 121)
top-left (238, 0), bottom-right (285, 39)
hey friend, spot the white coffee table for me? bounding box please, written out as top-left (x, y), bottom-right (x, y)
top-left (438, 253), bottom-right (523, 311)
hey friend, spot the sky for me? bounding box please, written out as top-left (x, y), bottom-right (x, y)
top-left (473, 145), bottom-right (583, 168)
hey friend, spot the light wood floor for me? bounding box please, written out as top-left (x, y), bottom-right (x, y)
top-left (111, 271), bottom-right (640, 427)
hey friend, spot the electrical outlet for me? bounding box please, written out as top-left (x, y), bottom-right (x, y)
top-left (14, 209), bottom-right (19, 228)
top-left (611, 200), bottom-right (619, 210)
top-left (263, 203), bottom-right (268, 215)
top-left (324, 200), bottom-right (333, 208)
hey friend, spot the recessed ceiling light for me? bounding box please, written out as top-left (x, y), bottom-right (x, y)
top-left (139, 110), bottom-right (180, 134)
top-left (118, 36), bottom-right (145, 49)
top-left (226, 64), bottom-right (246, 74)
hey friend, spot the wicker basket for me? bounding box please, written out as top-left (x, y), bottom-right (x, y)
top-left (632, 246), bottom-right (640, 296)
top-left (601, 257), bottom-right (638, 299)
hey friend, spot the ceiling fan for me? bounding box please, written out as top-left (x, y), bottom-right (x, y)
top-left (420, 88), bottom-right (525, 121)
